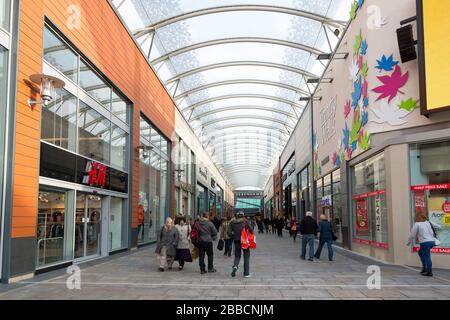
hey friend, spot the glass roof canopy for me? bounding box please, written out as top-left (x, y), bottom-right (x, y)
top-left (113, 0), bottom-right (352, 190)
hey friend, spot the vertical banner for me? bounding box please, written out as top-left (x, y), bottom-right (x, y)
top-left (374, 194), bottom-right (383, 243)
top-left (373, 160), bottom-right (383, 243)
top-left (413, 190), bottom-right (427, 214)
top-left (356, 198), bottom-right (369, 235)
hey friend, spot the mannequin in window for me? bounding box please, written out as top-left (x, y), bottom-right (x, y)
top-left (50, 212), bottom-right (64, 238)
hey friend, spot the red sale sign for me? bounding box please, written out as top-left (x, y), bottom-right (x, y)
top-left (442, 201), bottom-right (450, 214)
top-left (355, 198), bottom-right (369, 235)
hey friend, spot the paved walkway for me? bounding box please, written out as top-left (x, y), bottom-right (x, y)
top-left (1, 232), bottom-right (450, 300)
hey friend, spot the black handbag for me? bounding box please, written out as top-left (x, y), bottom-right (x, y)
top-left (217, 239), bottom-right (224, 251)
top-left (331, 232), bottom-right (338, 241)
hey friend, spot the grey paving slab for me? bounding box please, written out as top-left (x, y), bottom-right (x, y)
top-left (0, 233), bottom-right (449, 300)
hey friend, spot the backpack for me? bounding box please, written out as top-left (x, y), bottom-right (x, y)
top-left (241, 222), bottom-right (256, 250)
top-left (190, 222), bottom-right (200, 247)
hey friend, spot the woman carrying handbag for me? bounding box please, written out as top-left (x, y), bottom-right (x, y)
top-left (175, 216), bottom-right (193, 270)
top-left (407, 212), bottom-right (441, 277)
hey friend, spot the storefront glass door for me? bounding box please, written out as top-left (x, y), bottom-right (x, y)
top-left (75, 193), bottom-right (102, 259)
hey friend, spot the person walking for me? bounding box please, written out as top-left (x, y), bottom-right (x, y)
top-left (198, 212), bottom-right (218, 274)
top-left (407, 212), bottom-right (442, 277)
top-left (155, 217), bottom-right (179, 272)
top-left (314, 214), bottom-right (335, 261)
top-left (300, 212), bottom-right (318, 261)
top-left (276, 215), bottom-right (284, 237)
top-left (290, 217), bottom-right (298, 242)
top-left (229, 211), bottom-right (254, 278)
top-left (175, 216), bottom-right (193, 270)
top-left (219, 216), bottom-right (233, 257)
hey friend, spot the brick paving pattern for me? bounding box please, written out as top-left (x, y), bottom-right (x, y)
top-left (1, 233), bottom-right (449, 300)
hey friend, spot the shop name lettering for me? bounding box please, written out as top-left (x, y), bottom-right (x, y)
top-left (199, 167), bottom-right (208, 180)
top-left (83, 161), bottom-right (107, 188)
top-left (320, 97), bottom-right (337, 145)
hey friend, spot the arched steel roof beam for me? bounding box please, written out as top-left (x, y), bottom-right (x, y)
top-left (133, 5), bottom-right (348, 37)
top-left (207, 137), bottom-right (287, 148)
top-left (166, 61), bottom-right (317, 85)
top-left (152, 37), bottom-right (326, 64)
top-left (206, 123), bottom-right (291, 135)
top-left (183, 94), bottom-right (303, 112)
top-left (190, 105), bottom-right (297, 121)
top-left (210, 144), bottom-right (282, 154)
top-left (197, 115), bottom-right (295, 130)
top-left (224, 169), bottom-right (273, 175)
top-left (218, 161), bottom-right (276, 167)
top-left (200, 129), bottom-right (288, 141)
top-left (175, 79), bottom-right (310, 100)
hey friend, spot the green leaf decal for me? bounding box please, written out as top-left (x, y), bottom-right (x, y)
top-left (350, 111), bottom-right (363, 144)
top-left (360, 132), bottom-right (371, 150)
top-left (398, 98), bottom-right (419, 111)
top-left (350, 1), bottom-right (358, 20)
top-left (361, 62), bottom-right (369, 77)
top-left (354, 30), bottom-right (363, 56)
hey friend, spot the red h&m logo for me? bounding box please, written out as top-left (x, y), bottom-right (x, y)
top-left (83, 161), bottom-right (107, 188)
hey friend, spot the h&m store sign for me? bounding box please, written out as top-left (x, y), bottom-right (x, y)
top-left (40, 143), bottom-right (128, 193)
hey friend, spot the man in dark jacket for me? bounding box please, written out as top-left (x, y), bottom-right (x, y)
top-left (299, 211), bottom-right (319, 261)
top-left (228, 211), bottom-right (253, 278)
top-left (198, 212), bottom-right (218, 274)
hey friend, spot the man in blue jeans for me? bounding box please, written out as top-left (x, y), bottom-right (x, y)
top-left (299, 212), bottom-right (318, 261)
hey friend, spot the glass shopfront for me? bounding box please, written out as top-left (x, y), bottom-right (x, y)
top-left (197, 183), bottom-right (208, 215)
top-left (0, 0), bottom-right (12, 279)
top-left (37, 189), bottom-right (67, 266)
top-left (37, 24), bottom-right (130, 268)
top-left (209, 190), bottom-right (217, 215)
top-left (410, 141), bottom-right (450, 254)
top-left (314, 168), bottom-right (344, 245)
top-left (138, 115), bottom-right (170, 244)
top-left (298, 165), bottom-right (310, 220)
top-left (351, 153), bottom-right (388, 248)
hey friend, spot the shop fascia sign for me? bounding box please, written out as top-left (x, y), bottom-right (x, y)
top-left (320, 97), bottom-right (337, 145)
top-left (211, 178), bottom-right (216, 189)
top-left (198, 166), bottom-right (208, 181)
top-left (82, 161), bottom-right (107, 189)
top-left (320, 195), bottom-right (332, 207)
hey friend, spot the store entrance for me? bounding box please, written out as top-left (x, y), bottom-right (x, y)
top-left (75, 193), bottom-right (102, 259)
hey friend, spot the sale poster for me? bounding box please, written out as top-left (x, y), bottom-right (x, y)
top-left (427, 196), bottom-right (450, 249)
top-left (356, 198), bottom-right (369, 236)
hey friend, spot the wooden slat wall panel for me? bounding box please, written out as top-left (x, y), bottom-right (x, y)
top-left (12, 0), bottom-right (175, 238)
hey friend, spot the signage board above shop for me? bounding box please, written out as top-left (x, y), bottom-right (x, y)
top-left (39, 143), bottom-right (128, 194)
top-left (417, 0), bottom-right (450, 114)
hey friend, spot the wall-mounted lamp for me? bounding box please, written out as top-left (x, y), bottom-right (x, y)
top-left (317, 52), bottom-right (349, 60)
top-left (136, 144), bottom-right (152, 160)
top-left (299, 96), bottom-right (322, 102)
top-left (306, 78), bottom-right (333, 84)
top-left (28, 74), bottom-right (65, 108)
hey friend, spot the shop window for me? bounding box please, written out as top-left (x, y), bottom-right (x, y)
top-left (41, 88), bottom-right (77, 152)
top-left (332, 170), bottom-right (343, 243)
top-left (111, 90), bottom-right (129, 124)
top-left (109, 197), bottom-right (126, 251)
top-left (78, 102), bottom-right (111, 164)
top-left (79, 59), bottom-right (111, 109)
top-left (37, 189), bottom-right (67, 267)
top-left (160, 159), bottom-right (168, 222)
top-left (351, 153), bottom-right (388, 248)
top-left (111, 125), bottom-right (128, 171)
top-left (410, 142), bottom-right (450, 253)
top-left (43, 27), bottom-right (78, 83)
top-left (197, 184), bottom-right (207, 215)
